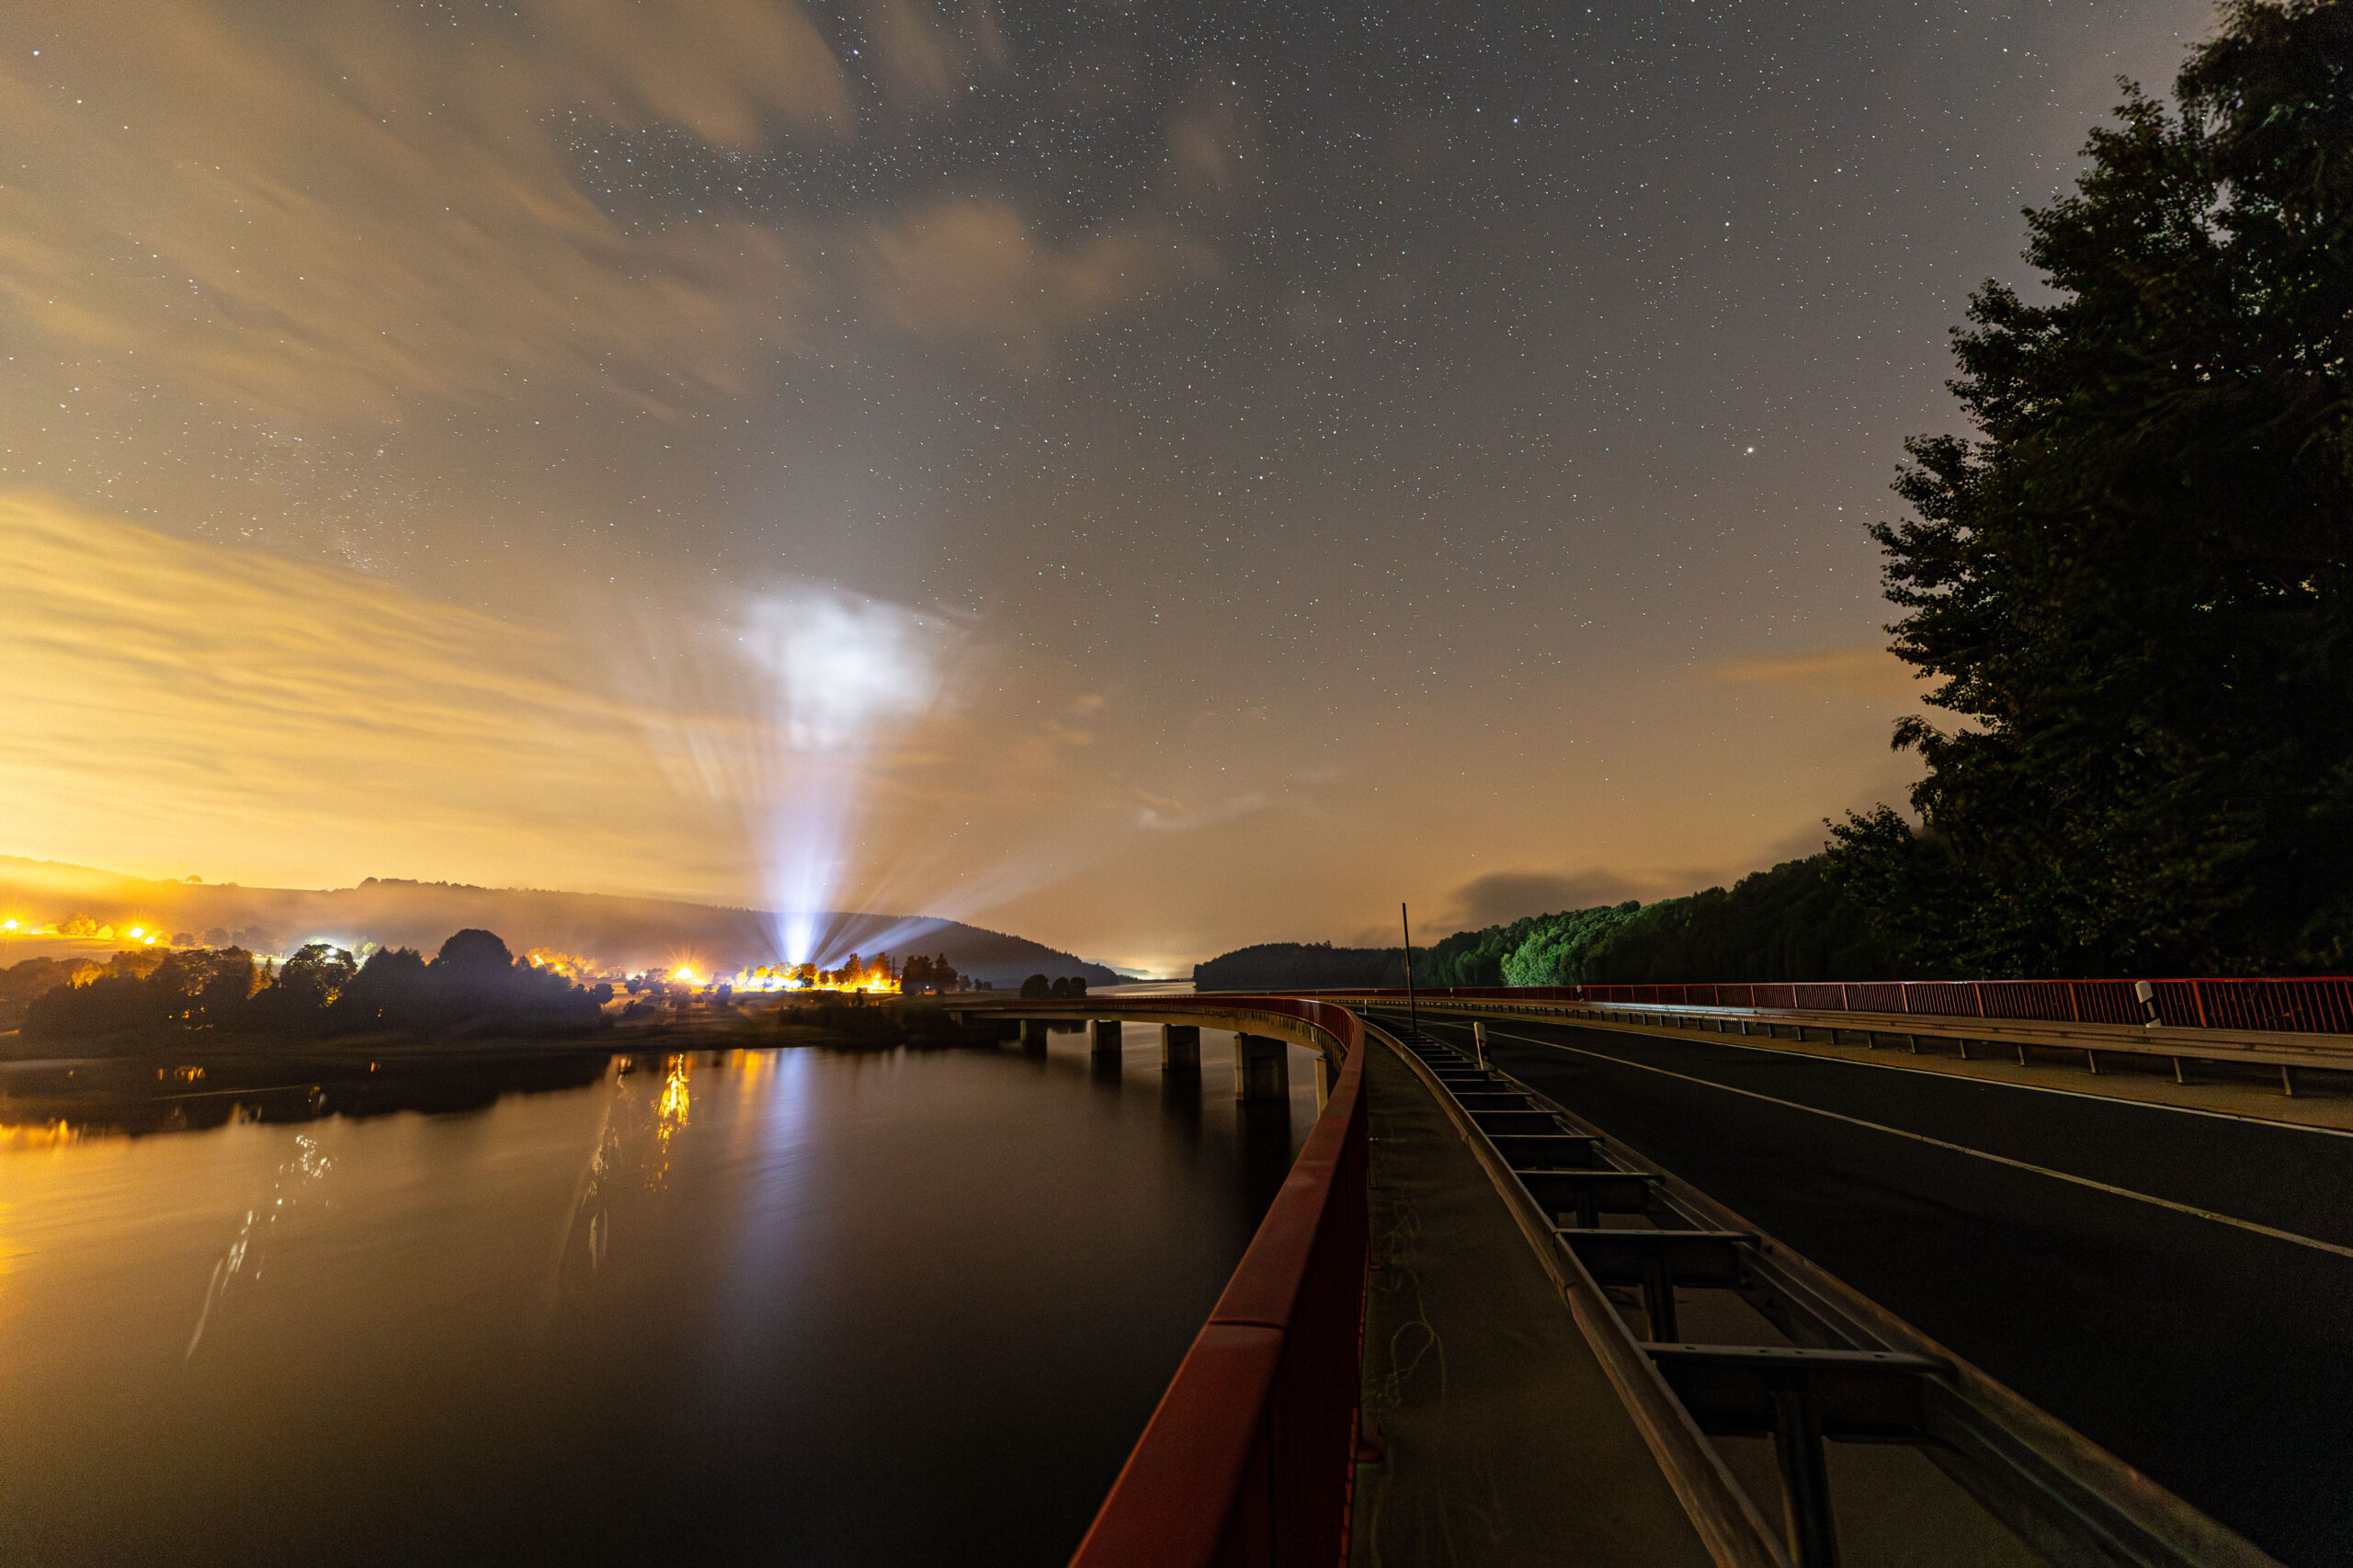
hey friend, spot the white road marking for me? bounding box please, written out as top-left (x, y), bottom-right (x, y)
top-left (1394, 1006), bottom-right (2353, 1138)
top-left (1416, 1017), bottom-right (2353, 1264)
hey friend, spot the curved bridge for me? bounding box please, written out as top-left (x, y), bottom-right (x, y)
top-left (940, 991), bottom-right (2295, 1567)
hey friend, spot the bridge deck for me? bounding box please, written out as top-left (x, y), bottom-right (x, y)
top-left (1350, 1037), bottom-right (1712, 1568)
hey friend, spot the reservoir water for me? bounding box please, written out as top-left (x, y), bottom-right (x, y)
top-left (0, 1028), bottom-right (1322, 1566)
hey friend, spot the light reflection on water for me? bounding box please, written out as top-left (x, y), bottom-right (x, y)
top-left (0, 1032), bottom-right (1320, 1566)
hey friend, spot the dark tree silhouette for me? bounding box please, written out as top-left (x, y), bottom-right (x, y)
top-left (1829, 0), bottom-right (2353, 976)
top-left (436, 929), bottom-right (515, 971)
top-left (17, 930), bottom-right (600, 1047)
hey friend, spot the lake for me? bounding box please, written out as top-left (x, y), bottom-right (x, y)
top-left (0, 1028), bottom-right (1321, 1566)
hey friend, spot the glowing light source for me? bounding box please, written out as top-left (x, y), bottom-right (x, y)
top-left (728, 955), bottom-right (899, 995)
top-left (642, 588), bottom-right (955, 971)
top-left (671, 966), bottom-right (699, 983)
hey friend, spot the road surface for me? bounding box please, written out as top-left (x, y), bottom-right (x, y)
top-left (1370, 1008), bottom-right (2353, 1565)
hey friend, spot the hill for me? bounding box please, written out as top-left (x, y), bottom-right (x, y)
top-left (0, 857), bottom-right (1118, 988)
top-left (1193, 854), bottom-right (1917, 991)
top-left (1193, 942), bottom-right (1407, 991)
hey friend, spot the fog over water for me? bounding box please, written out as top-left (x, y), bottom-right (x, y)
top-left (0, 1032), bottom-right (1320, 1565)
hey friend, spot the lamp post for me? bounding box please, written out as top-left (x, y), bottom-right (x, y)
top-left (1401, 902), bottom-right (1417, 1042)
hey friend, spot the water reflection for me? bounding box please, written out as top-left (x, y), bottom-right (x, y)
top-left (0, 1032), bottom-right (1323, 1565)
top-left (185, 1131), bottom-right (333, 1360)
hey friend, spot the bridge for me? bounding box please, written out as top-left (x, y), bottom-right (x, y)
top-left (941, 979), bottom-right (2353, 1567)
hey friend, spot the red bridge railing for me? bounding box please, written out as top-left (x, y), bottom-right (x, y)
top-left (1011, 996), bottom-right (1370, 1567)
top-left (1265, 977), bottom-right (2353, 1036)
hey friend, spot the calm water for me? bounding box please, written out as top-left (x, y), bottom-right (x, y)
top-left (0, 1030), bottom-right (1321, 1566)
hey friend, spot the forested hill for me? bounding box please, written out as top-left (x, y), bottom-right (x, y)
top-left (1193, 943), bottom-right (1410, 992)
top-left (1193, 854), bottom-right (1918, 991)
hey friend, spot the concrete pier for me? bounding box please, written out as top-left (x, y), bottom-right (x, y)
top-left (1090, 1019), bottom-right (1122, 1055)
top-left (1160, 1024), bottom-right (1200, 1071)
top-left (1020, 1017), bottom-right (1051, 1051)
top-left (1233, 1033), bottom-right (1290, 1101)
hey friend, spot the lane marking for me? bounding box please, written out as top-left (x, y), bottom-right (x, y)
top-left (1404, 1015), bottom-right (2353, 1264)
top-left (1387, 1007), bottom-right (2353, 1138)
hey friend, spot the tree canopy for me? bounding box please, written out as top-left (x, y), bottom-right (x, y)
top-left (20, 930), bottom-right (602, 1046)
top-left (1828, 0), bottom-right (2353, 976)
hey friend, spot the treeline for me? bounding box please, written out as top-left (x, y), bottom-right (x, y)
top-left (0, 954), bottom-right (102, 1029)
top-left (19, 928), bottom-right (604, 1046)
top-left (1194, 855), bottom-right (1916, 991)
top-left (1415, 856), bottom-right (1915, 986)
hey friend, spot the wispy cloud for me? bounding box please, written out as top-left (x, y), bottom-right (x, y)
top-left (0, 0), bottom-right (1203, 415)
top-left (1710, 644), bottom-right (1925, 698)
top-left (0, 492), bottom-right (733, 892)
top-left (0, 494), bottom-right (1198, 929)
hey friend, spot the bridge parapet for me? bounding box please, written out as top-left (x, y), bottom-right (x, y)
top-left (1253, 983), bottom-right (2353, 1096)
top-left (1267, 974), bottom-right (2353, 1036)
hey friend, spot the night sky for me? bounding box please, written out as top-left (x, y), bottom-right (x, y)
top-left (3, 0), bottom-right (2211, 971)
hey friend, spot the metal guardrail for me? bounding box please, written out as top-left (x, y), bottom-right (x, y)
top-left (1367, 1013), bottom-right (2281, 1568)
top-left (1258, 976), bottom-right (2353, 1038)
top-left (946, 996), bottom-right (1369, 1568)
top-left (1312, 992), bottom-right (2353, 1096)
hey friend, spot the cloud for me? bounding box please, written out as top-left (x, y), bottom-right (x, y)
top-left (1710, 644), bottom-right (1926, 699)
top-left (0, 0), bottom-right (1192, 415)
top-left (0, 492), bottom-right (738, 892)
top-left (0, 2), bottom-right (848, 415)
top-left (1755, 821), bottom-right (1838, 864)
top-left (1438, 869), bottom-right (1650, 931)
top-left (860, 199), bottom-right (1210, 358)
top-left (1134, 791), bottom-right (1273, 833)
top-left (0, 493), bottom-right (1219, 936)
top-left (534, 0), bottom-right (850, 146)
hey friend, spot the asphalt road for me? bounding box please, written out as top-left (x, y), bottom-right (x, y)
top-left (1370, 1009), bottom-right (2353, 1566)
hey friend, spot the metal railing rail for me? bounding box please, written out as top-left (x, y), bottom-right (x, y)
top-left (1243, 976), bottom-right (2353, 1038)
top-left (1297, 991), bottom-right (2353, 1095)
top-left (944, 996), bottom-right (1370, 1568)
top-left (1364, 1011), bottom-right (2281, 1568)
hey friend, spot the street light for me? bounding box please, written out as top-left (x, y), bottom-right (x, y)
top-left (1401, 902), bottom-right (1417, 1042)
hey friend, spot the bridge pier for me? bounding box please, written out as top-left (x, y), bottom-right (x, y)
top-left (1091, 1018), bottom-right (1122, 1056)
top-left (1160, 1024), bottom-right (1200, 1071)
top-left (1233, 1033), bottom-right (1290, 1102)
top-left (1020, 1017), bottom-right (1051, 1051)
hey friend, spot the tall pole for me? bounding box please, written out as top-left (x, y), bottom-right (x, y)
top-left (1401, 901), bottom-right (1418, 1040)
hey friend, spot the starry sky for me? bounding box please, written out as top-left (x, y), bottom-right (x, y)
top-left (3, 0), bottom-right (2214, 972)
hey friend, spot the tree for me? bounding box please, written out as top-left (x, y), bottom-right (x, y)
top-left (1829, 0), bottom-right (2353, 976)
top-left (334, 946), bottom-right (430, 1028)
top-left (436, 928), bottom-right (515, 971)
top-left (278, 943), bottom-right (358, 1007)
top-left (1019, 973), bottom-right (1051, 999)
